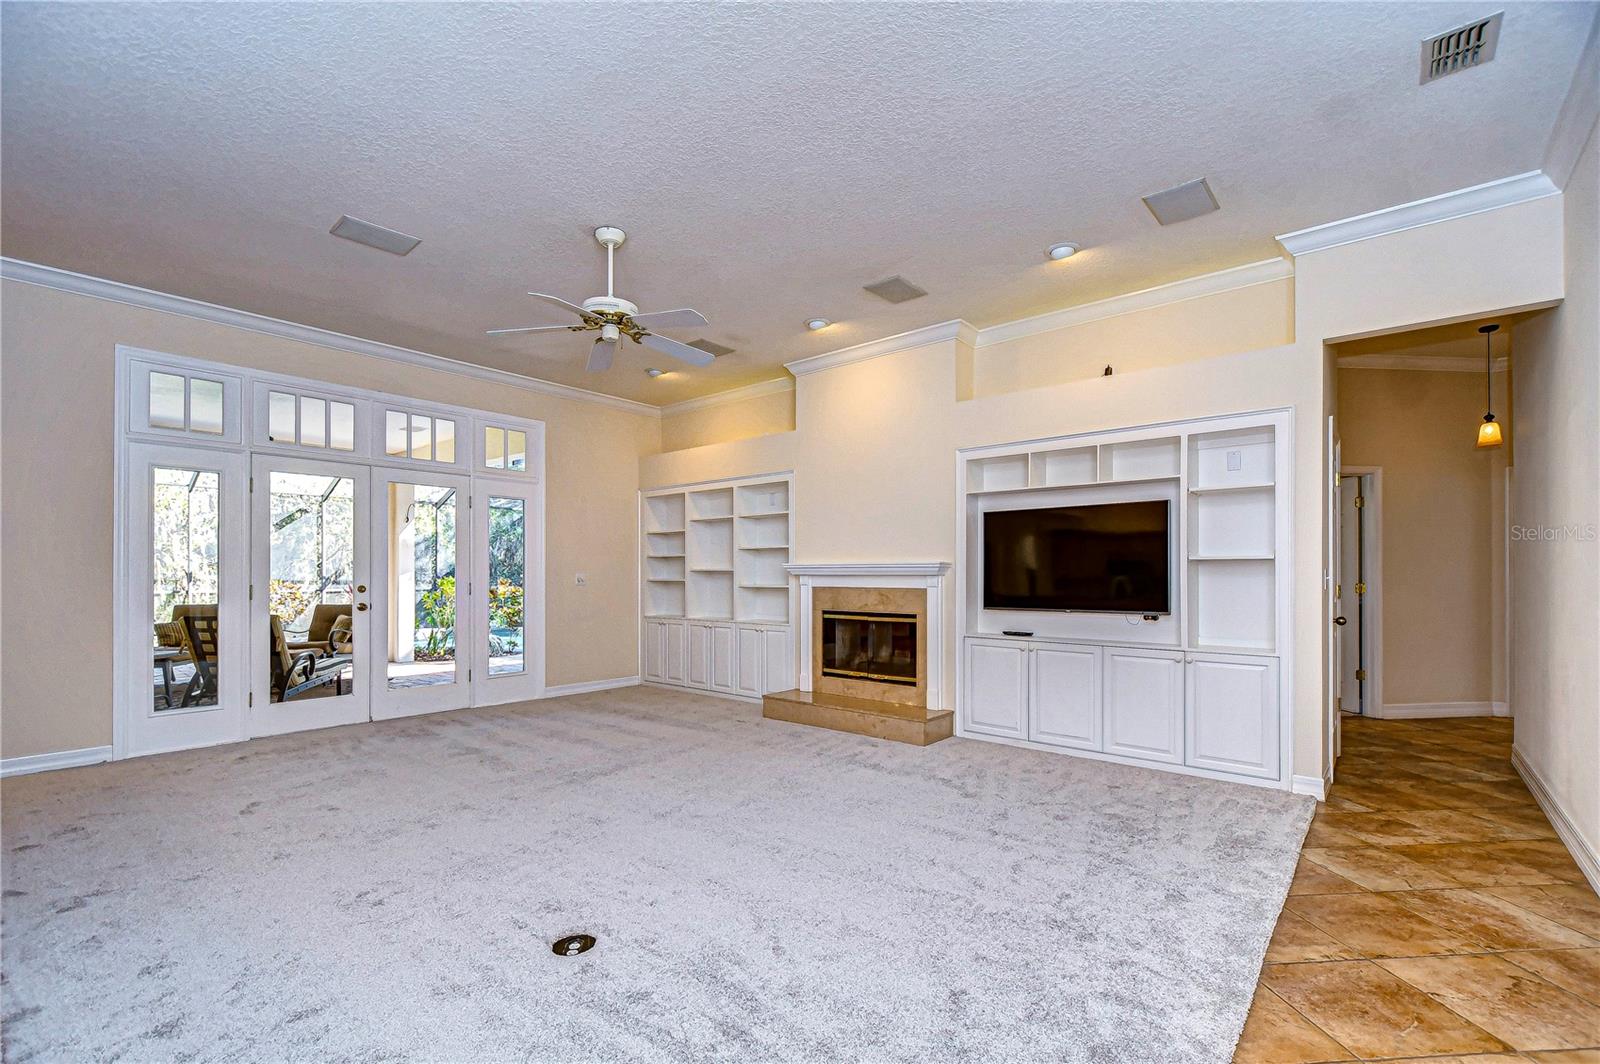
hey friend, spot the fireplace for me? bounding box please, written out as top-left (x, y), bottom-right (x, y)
top-left (821, 611), bottom-right (917, 686)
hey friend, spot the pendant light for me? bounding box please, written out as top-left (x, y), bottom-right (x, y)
top-left (1476, 323), bottom-right (1503, 449)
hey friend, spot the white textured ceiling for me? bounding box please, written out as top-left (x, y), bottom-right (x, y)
top-left (3, 2), bottom-right (1594, 404)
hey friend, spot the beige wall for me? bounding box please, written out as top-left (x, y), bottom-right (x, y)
top-left (1336, 366), bottom-right (1506, 706)
top-left (0, 280), bottom-right (661, 759)
top-left (975, 277), bottom-right (1295, 398)
top-left (1511, 119), bottom-right (1600, 869)
top-left (659, 387), bottom-right (794, 452)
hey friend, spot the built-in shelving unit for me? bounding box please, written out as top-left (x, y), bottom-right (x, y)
top-left (640, 473), bottom-right (796, 701)
top-left (956, 411), bottom-right (1291, 790)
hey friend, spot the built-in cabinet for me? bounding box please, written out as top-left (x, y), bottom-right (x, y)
top-left (962, 637), bottom-right (1279, 778)
top-left (641, 473), bottom-right (795, 699)
top-left (958, 410), bottom-right (1290, 788)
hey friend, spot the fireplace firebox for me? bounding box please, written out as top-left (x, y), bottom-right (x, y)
top-left (820, 611), bottom-right (918, 686)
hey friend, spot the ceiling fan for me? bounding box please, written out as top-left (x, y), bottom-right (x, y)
top-left (487, 226), bottom-right (714, 373)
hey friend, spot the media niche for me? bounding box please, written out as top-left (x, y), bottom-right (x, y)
top-left (982, 500), bottom-right (1171, 614)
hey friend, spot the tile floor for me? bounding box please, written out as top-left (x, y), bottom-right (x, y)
top-left (1236, 715), bottom-right (1600, 1063)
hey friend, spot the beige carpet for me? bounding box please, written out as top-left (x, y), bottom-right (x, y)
top-left (2, 686), bottom-right (1311, 1062)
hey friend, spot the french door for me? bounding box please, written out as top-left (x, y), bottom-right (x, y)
top-left (469, 478), bottom-right (543, 705)
top-left (369, 469), bottom-right (473, 719)
top-left (250, 455), bottom-right (371, 736)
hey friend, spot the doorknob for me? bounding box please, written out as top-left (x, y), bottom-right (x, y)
top-left (356, 603), bottom-right (369, 612)
top-left (1333, 616), bottom-right (1347, 626)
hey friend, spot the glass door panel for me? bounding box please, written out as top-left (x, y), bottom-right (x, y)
top-left (126, 444), bottom-right (248, 756)
top-left (472, 480), bottom-right (541, 704)
top-left (251, 455), bottom-right (370, 736)
top-left (372, 471), bottom-right (471, 719)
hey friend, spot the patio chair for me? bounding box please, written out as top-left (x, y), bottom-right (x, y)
top-left (177, 607), bottom-right (220, 707)
top-left (270, 615), bottom-right (353, 702)
top-left (287, 604), bottom-right (353, 656)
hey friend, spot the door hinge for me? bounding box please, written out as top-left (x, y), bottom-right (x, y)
top-left (1354, 495), bottom-right (1365, 509)
top-left (1356, 668), bottom-right (1367, 681)
top-left (468, 668), bottom-right (473, 682)
top-left (249, 691), bottom-right (254, 707)
top-left (249, 584), bottom-right (254, 601)
top-left (1335, 583), bottom-right (1341, 599)
top-left (1355, 581), bottom-right (1367, 596)
top-left (249, 475), bottom-right (254, 493)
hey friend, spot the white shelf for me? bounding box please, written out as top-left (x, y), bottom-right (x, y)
top-left (1190, 553), bottom-right (1275, 561)
top-left (690, 566), bottom-right (734, 573)
top-left (691, 515), bottom-right (734, 523)
top-left (1188, 482), bottom-right (1274, 495)
top-left (739, 544), bottom-right (789, 551)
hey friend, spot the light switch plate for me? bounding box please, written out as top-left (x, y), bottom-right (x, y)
top-left (1227, 450), bottom-right (1243, 471)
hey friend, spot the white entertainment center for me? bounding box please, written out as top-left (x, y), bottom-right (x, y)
top-left (639, 472), bottom-right (796, 700)
top-left (956, 409), bottom-right (1292, 789)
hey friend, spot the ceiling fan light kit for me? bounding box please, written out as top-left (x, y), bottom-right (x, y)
top-left (487, 226), bottom-right (714, 373)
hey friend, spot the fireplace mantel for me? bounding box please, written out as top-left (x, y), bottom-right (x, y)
top-left (785, 562), bottom-right (950, 710)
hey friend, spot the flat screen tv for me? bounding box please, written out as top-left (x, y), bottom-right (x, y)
top-left (983, 500), bottom-right (1171, 614)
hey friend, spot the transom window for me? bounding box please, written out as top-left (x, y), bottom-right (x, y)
top-left (267, 390), bottom-right (357, 451)
top-left (482, 425), bottom-right (528, 472)
top-left (130, 359), bottom-right (241, 442)
top-left (384, 410), bottom-right (457, 463)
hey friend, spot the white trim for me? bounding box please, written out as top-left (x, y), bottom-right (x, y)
top-left (1291, 774), bottom-right (1328, 801)
top-left (1, 257), bottom-right (660, 418)
top-left (544, 676), bottom-right (642, 697)
top-left (660, 377), bottom-right (794, 418)
top-left (1513, 745), bottom-right (1600, 892)
top-left (785, 562), bottom-right (950, 711)
top-left (1276, 171), bottom-right (1559, 257)
top-left (783, 320), bottom-right (977, 377)
top-left (1543, 16), bottom-right (1599, 189)
top-left (975, 259), bottom-right (1294, 347)
top-left (1337, 355), bottom-right (1509, 373)
top-left (1376, 701), bottom-right (1505, 719)
top-left (1, 746), bottom-right (114, 779)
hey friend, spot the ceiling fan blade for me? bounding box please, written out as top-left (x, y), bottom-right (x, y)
top-left (486, 324), bottom-right (579, 336)
top-left (527, 292), bottom-right (594, 319)
top-left (640, 332), bottom-right (715, 367)
top-left (629, 308), bottom-right (708, 330)
top-left (586, 337), bottom-right (617, 373)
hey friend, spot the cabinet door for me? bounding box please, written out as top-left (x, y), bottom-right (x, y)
top-left (665, 621), bottom-right (688, 685)
top-left (687, 623), bottom-right (711, 689)
top-left (761, 626), bottom-right (793, 694)
top-left (643, 620), bottom-right (668, 683)
top-left (736, 625), bottom-right (764, 697)
top-left (1103, 648), bottom-right (1184, 764)
top-left (964, 639), bottom-right (1028, 738)
top-left (1186, 655), bottom-right (1279, 778)
top-left (709, 624), bottom-right (737, 693)
top-left (1030, 644), bottom-right (1101, 750)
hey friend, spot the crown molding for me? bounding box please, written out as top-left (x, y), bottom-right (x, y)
top-left (783, 319), bottom-right (977, 377)
top-left (659, 375), bottom-right (794, 418)
top-left (1276, 171), bottom-right (1559, 257)
top-left (1337, 354), bottom-right (1509, 373)
top-left (1544, 15), bottom-right (1599, 189)
top-left (974, 258), bottom-right (1292, 347)
top-left (0, 257), bottom-right (662, 418)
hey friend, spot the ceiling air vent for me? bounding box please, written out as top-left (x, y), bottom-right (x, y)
top-left (329, 215), bottom-right (422, 256)
top-left (862, 276), bottom-right (928, 304)
top-left (686, 339), bottom-right (735, 358)
top-left (1420, 12), bottom-right (1503, 83)
top-left (1142, 178), bottom-right (1220, 226)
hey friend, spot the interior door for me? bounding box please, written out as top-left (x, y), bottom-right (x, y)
top-left (371, 468), bottom-right (471, 720)
top-left (471, 479), bottom-right (542, 706)
top-left (1339, 476), bottom-right (1364, 714)
top-left (126, 442), bottom-right (250, 756)
top-left (250, 454), bottom-right (370, 737)
top-left (1326, 419), bottom-right (1342, 772)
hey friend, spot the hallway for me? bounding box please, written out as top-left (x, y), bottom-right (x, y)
top-left (1237, 716), bottom-right (1600, 1060)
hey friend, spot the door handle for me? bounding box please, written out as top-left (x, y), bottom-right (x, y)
top-left (356, 603), bottom-right (369, 612)
top-left (1333, 616), bottom-right (1347, 626)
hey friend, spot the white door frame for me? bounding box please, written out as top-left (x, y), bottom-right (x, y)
top-left (1339, 466), bottom-right (1383, 719)
top-left (250, 453), bottom-right (373, 737)
top-left (120, 441), bottom-right (251, 758)
top-left (470, 476), bottom-right (546, 706)
top-left (369, 467), bottom-right (473, 721)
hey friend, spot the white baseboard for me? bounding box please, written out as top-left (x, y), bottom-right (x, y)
top-left (1512, 745), bottom-right (1600, 892)
top-left (1, 745), bottom-right (114, 779)
top-left (640, 681), bottom-right (761, 705)
top-left (543, 676), bottom-right (641, 698)
top-left (1378, 700), bottom-right (1507, 719)
top-left (1291, 774), bottom-right (1328, 801)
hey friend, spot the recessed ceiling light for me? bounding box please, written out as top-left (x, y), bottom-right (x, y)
top-left (805, 318), bottom-right (832, 331)
top-left (1046, 242), bottom-right (1080, 261)
top-left (645, 367), bottom-right (664, 378)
